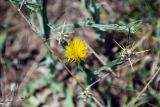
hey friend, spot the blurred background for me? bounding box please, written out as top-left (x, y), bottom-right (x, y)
top-left (0, 0), bottom-right (160, 107)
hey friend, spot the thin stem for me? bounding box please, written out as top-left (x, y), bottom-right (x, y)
top-left (85, 41), bottom-right (117, 76)
top-left (9, 0), bottom-right (32, 26)
top-left (129, 66), bottom-right (160, 107)
top-left (132, 27), bottom-right (153, 51)
top-left (18, 63), bottom-right (38, 93)
top-left (92, 96), bottom-right (104, 107)
top-left (0, 59), bottom-right (7, 107)
top-left (127, 27), bottom-right (131, 46)
top-left (86, 73), bottom-right (110, 90)
top-left (113, 39), bottom-right (125, 51)
top-left (0, 98), bottom-right (24, 105)
top-left (60, 60), bottom-right (86, 89)
top-left (128, 58), bottom-right (134, 72)
top-left (32, 0), bottom-right (50, 40)
top-left (19, 0), bottom-right (25, 10)
top-left (40, 0), bottom-right (50, 40)
top-left (135, 50), bottom-right (150, 54)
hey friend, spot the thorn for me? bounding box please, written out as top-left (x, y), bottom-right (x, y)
top-left (19, 0), bottom-right (25, 10)
top-left (135, 50), bottom-right (150, 54)
top-left (128, 58), bottom-right (134, 72)
top-left (113, 39), bottom-right (125, 51)
top-left (60, 20), bottom-right (66, 35)
top-left (131, 42), bottom-right (135, 49)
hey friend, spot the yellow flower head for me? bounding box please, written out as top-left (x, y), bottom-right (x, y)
top-left (65, 38), bottom-right (89, 62)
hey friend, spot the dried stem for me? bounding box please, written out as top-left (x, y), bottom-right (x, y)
top-left (128, 58), bottom-right (134, 72)
top-left (85, 41), bottom-right (117, 76)
top-left (86, 73), bottom-right (110, 90)
top-left (19, 0), bottom-right (25, 10)
top-left (9, 0), bottom-right (32, 26)
top-left (0, 58), bottom-right (7, 107)
top-left (129, 66), bottom-right (160, 107)
top-left (92, 96), bottom-right (104, 107)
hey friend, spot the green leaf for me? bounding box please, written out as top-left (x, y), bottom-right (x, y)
top-left (64, 88), bottom-right (74, 107)
top-left (49, 19), bottom-right (141, 33)
top-left (94, 57), bottom-right (126, 74)
top-left (155, 19), bottom-right (160, 51)
top-left (83, 0), bottom-right (100, 23)
top-left (0, 27), bottom-right (8, 51)
top-left (26, 80), bottom-right (37, 95)
top-left (50, 82), bottom-right (64, 97)
top-left (13, 0), bottom-right (41, 12)
top-left (92, 24), bottom-right (128, 32)
top-left (26, 2), bottom-right (41, 12)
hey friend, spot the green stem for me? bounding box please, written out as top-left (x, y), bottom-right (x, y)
top-left (41, 0), bottom-right (50, 40)
top-left (36, 0), bottom-right (50, 41)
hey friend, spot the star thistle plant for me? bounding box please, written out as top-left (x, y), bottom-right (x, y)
top-left (65, 38), bottom-right (89, 62)
top-left (113, 40), bottom-right (149, 72)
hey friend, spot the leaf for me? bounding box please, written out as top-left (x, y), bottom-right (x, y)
top-left (92, 24), bottom-right (128, 32)
top-left (26, 2), bottom-right (41, 12)
top-left (94, 57), bottom-right (126, 75)
top-left (50, 82), bottom-right (64, 97)
top-left (28, 96), bottom-right (41, 107)
top-left (83, 0), bottom-right (100, 23)
top-left (155, 19), bottom-right (160, 51)
top-left (49, 19), bottom-right (141, 33)
top-left (26, 80), bottom-right (37, 95)
top-left (64, 88), bottom-right (74, 107)
top-left (0, 27), bottom-right (8, 51)
top-left (13, 0), bottom-right (41, 12)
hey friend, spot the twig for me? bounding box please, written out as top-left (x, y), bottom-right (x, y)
top-left (9, 0), bottom-right (32, 26)
top-left (59, 59), bottom-right (86, 89)
top-left (0, 59), bottom-right (7, 107)
top-left (150, 53), bottom-right (160, 75)
top-left (86, 73), bottom-right (110, 90)
top-left (132, 27), bottom-right (153, 51)
top-left (18, 63), bottom-right (38, 93)
top-left (92, 96), bottom-right (104, 107)
top-left (127, 27), bottom-right (131, 47)
top-left (19, 0), bottom-right (25, 10)
top-left (0, 98), bottom-right (25, 105)
top-left (85, 41), bottom-right (117, 76)
top-left (41, 0), bottom-right (50, 40)
top-left (129, 66), bottom-right (160, 107)
top-left (128, 58), bottom-right (134, 72)
top-left (80, 73), bottom-right (110, 107)
top-left (0, 58), bottom-right (7, 107)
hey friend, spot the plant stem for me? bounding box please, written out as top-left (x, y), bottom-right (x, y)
top-left (129, 66), bottom-right (160, 107)
top-left (36, 0), bottom-right (50, 41)
top-left (92, 96), bottom-right (104, 107)
top-left (41, 0), bottom-right (50, 40)
top-left (86, 73), bottom-right (110, 90)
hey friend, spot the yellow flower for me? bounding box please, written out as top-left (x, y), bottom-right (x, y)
top-left (65, 38), bottom-right (89, 62)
